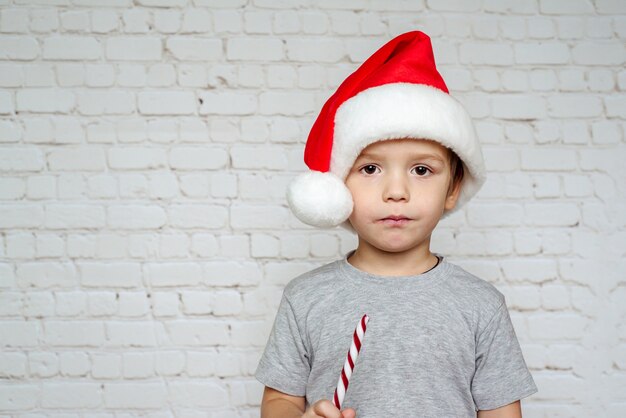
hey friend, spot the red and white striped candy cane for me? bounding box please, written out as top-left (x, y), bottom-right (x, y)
top-left (333, 314), bottom-right (369, 410)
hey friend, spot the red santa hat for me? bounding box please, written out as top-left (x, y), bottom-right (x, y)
top-left (287, 31), bottom-right (486, 230)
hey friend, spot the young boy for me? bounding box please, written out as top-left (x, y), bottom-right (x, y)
top-left (255, 31), bottom-right (538, 418)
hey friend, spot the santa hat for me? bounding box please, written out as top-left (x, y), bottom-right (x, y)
top-left (287, 31), bottom-right (486, 230)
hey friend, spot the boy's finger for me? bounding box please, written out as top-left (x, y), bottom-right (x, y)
top-left (312, 399), bottom-right (342, 418)
top-left (341, 407), bottom-right (356, 418)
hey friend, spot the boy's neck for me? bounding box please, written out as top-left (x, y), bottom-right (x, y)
top-left (347, 239), bottom-right (439, 277)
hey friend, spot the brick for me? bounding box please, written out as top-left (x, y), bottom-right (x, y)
top-left (459, 42), bottom-right (513, 65)
top-left (30, 9), bottom-right (59, 32)
top-left (251, 233), bottom-right (280, 258)
top-left (507, 285), bottom-right (541, 310)
top-left (286, 38), bottom-right (345, 63)
top-left (150, 292), bottom-right (178, 318)
top-left (24, 292), bottom-right (55, 317)
top-left (274, 10), bottom-right (301, 34)
top-left (0, 352), bottom-right (26, 378)
top-left (16, 88), bottom-right (74, 113)
top-left (204, 261), bottom-right (262, 287)
top-left (467, 204), bottom-right (524, 227)
top-left (169, 146), bottom-right (228, 170)
top-left (106, 37), bottom-right (161, 61)
top-left (482, 147), bottom-right (520, 171)
top-left (300, 11), bottom-right (329, 34)
top-left (44, 204), bottom-right (106, 229)
top-left (605, 95), bottom-right (626, 118)
top-left (79, 262), bottom-right (141, 288)
top-left (521, 148), bottom-right (577, 170)
top-left (155, 350), bottom-right (185, 376)
top-left (207, 177), bottom-right (242, 202)
top-left (527, 17), bottom-right (555, 39)
top-left (106, 321), bottom-right (157, 347)
top-left (526, 203), bottom-right (579, 226)
top-left (92, 10), bottom-right (119, 33)
top-left (17, 262), bottom-right (77, 288)
top-left (596, 0), bottom-right (626, 14)
top-left (181, 291), bottom-right (212, 315)
top-left (47, 147), bottom-right (106, 171)
top-left (0, 147), bottom-right (45, 172)
top-left (572, 42), bottom-right (625, 65)
top-left (231, 320), bottom-right (268, 346)
top-left (166, 320), bottom-right (229, 345)
top-left (0, 321), bottom-right (39, 347)
top-left (44, 321), bottom-right (105, 346)
top-left (181, 8), bottom-right (212, 33)
top-left (56, 291), bottom-right (87, 317)
top-left (43, 36), bottom-right (100, 60)
top-left (556, 17), bottom-right (584, 39)
top-left (259, 91), bottom-right (317, 116)
top-left (0, 205), bottom-right (43, 229)
top-left (122, 351), bottom-right (154, 378)
top-left (491, 95), bottom-right (546, 120)
top-left (78, 90), bottom-right (134, 116)
top-left (227, 38), bottom-right (283, 61)
top-left (514, 42), bottom-right (569, 64)
top-left (165, 37), bottom-right (222, 62)
top-left (145, 262), bottom-right (202, 287)
top-left (230, 204), bottom-right (290, 230)
top-left (41, 382), bottom-right (101, 408)
top-left (539, 0), bottom-right (593, 14)
top-left (107, 205), bottom-right (166, 230)
top-left (153, 9), bottom-right (182, 33)
top-left (222, 236), bottom-right (250, 260)
top-left (528, 313), bottom-right (588, 340)
top-left (190, 233), bottom-right (219, 258)
top-left (231, 146), bottom-right (288, 170)
top-left (212, 290), bottom-right (243, 316)
top-left (169, 204), bottom-right (228, 229)
top-left (501, 258), bottom-right (558, 283)
top-left (0, 384), bottom-right (39, 410)
top-left (563, 174), bottom-right (593, 197)
top-left (104, 382), bottom-right (167, 408)
top-left (0, 9), bottom-right (29, 33)
top-left (541, 284), bottom-right (570, 310)
top-left (137, 91), bottom-right (195, 115)
top-left (588, 69), bottom-right (615, 92)
top-left (427, 0), bottom-right (481, 12)
top-left (118, 291), bottom-right (150, 317)
top-left (169, 381), bottom-right (228, 407)
top-left (91, 353), bottom-right (121, 379)
top-left (0, 37), bottom-right (39, 60)
top-left (199, 91), bottom-right (257, 116)
top-left (29, 352), bottom-right (59, 378)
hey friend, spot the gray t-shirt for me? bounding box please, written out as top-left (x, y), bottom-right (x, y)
top-left (255, 250), bottom-right (538, 417)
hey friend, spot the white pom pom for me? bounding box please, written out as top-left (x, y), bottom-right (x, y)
top-left (286, 171), bottom-right (353, 228)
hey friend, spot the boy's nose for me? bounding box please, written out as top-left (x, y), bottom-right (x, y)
top-left (383, 173), bottom-right (410, 202)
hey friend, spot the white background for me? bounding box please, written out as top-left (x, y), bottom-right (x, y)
top-left (0, 0), bottom-right (625, 417)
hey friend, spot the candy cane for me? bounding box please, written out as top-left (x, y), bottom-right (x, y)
top-left (333, 314), bottom-right (369, 410)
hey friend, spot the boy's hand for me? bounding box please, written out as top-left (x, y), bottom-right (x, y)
top-left (302, 399), bottom-right (356, 418)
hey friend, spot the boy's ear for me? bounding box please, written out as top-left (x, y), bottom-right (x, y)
top-left (444, 179), bottom-right (463, 211)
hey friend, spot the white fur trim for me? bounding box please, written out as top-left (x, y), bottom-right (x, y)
top-left (286, 171), bottom-right (353, 228)
top-left (330, 83), bottom-right (486, 216)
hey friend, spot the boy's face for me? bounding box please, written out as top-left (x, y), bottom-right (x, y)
top-left (344, 138), bottom-right (461, 255)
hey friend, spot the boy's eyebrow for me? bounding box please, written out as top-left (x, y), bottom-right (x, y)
top-left (357, 150), bottom-right (446, 162)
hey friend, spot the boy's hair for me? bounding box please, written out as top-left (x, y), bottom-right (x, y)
top-left (447, 149), bottom-right (465, 197)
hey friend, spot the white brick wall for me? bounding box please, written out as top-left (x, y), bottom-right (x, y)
top-left (0, 1), bottom-right (625, 417)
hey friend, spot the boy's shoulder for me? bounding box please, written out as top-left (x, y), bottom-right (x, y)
top-left (282, 258), bottom-right (342, 301)
top-left (442, 260), bottom-right (506, 313)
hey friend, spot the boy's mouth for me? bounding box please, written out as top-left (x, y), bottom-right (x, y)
top-left (379, 215), bottom-right (412, 226)
top-left (382, 215), bottom-right (411, 221)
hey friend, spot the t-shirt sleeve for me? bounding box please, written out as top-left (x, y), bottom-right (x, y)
top-left (471, 299), bottom-right (538, 411)
top-left (255, 289), bottom-right (311, 396)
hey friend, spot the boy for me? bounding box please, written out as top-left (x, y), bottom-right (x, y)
top-left (255, 31), bottom-right (538, 418)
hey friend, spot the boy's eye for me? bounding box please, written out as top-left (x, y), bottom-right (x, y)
top-left (413, 165), bottom-right (431, 176)
top-left (360, 164), bottom-right (379, 175)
